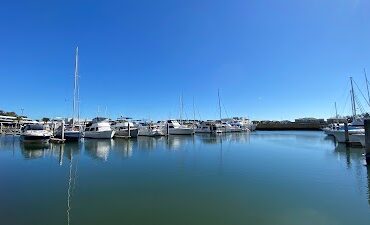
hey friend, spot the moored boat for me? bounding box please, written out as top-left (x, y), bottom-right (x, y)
top-left (84, 117), bottom-right (115, 139)
top-left (20, 124), bottom-right (52, 143)
top-left (112, 118), bottom-right (139, 138)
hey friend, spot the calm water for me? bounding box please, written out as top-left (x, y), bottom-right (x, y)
top-left (0, 131), bottom-right (369, 225)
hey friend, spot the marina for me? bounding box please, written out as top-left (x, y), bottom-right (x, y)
top-left (2, 1), bottom-right (370, 224)
top-left (0, 131), bottom-right (369, 225)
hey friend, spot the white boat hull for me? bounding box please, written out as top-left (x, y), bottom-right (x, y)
top-left (350, 134), bottom-right (365, 147)
top-left (84, 130), bottom-right (115, 139)
top-left (165, 128), bottom-right (194, 135)
top-left (20, 130), bottom-right (51, 143)
top-left (138, 128), bottom-right (164, 137)
top-left (331, 129), bottom-right (364, 143)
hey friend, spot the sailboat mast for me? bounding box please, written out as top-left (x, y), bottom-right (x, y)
top-left (334, 102), bottom-right (338, 119)
top-left (72, 47), bottom-right (79, 126)
top-left (350, 77), bottom-right (357, 119)
top-left (218, 89), bottom-right (222, 121)
top-left (179, 95), bottom-right (183, 125)
top-left (76, 47), bottom-right (80, 124)
top-left (192, 97), bottom-right (195, 128)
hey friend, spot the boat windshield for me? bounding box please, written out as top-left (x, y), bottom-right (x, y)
top-left (27, 124), bottom-right (44, 130)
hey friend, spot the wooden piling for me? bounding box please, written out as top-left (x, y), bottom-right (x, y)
top-left (365, 119), bottom-right (370, 165)
top-left (128, 123), bottom-right (131, 137)
top-left (61, 120), bottom-right (65, 140)
top-left (166, 122), bottom-right (169, 136)
top-left (0, 122), bottom-right (2, 134)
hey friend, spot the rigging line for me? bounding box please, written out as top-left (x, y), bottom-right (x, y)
top-left (341, 92), bottom-right (351, 116)
top-left (197, 108), bottom-right (201, 121)
top-left (353, 80), bottom-right (370, 106)
top-left (338, 80), bottom-right (351, 103)
top-left (221, 100), bottom-right (229, 119)
top-left (354, 93), bottom-right (366, 114)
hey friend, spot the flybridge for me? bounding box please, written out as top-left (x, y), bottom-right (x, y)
top-left (0, 116), bottom-right (35, 124)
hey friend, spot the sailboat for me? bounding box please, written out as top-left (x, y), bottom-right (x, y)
top-left (56, 47), bottom-right (83, 141)
top-left (330, 77), bottom-right (364, 144)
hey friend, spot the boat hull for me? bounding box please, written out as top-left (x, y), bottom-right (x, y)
top-left (20, 135), bottom-right (50, 143)
top-left (166, 128), bottom-right (194, 135)
top-left (114, 128), bottom-right (139, 138)
top-left (332, 130), bottom-right (364, 143)
top-left (138, 129), bottom-right (165, 137)
top-left (84, 130), bottom-right (115, 139)
top-left (56, 131), bottom-right (82, 141)
top-left (350, 134), bottom-right (365, 147)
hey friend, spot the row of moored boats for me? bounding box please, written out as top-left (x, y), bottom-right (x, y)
top-left (20, 117), bottom-right (256, 143)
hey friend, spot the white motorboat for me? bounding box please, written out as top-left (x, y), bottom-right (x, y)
top-left (55, 124), bottom-right (83, 141)
top-left (138, 124), bottom-right (165, 137)
top-left (162, 120), bottom-right (194, 135)
top-left (195, 121), bottom-right (225, 133)
top-left (84, 117), bottom-right (115, 139)
top-left (227, 117), bottom-right (255, 131)
top-left (20, 124), bottom-right (52, 143)
top-left (221, 122), bottom-right (243, 133)
top-left (331, 128), bottom-right (364, 143)
top-left (112, 118), bottom-right (138, 138)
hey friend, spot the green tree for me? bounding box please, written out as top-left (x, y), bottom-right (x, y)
top-left (42, 117), bottom-right (50, 124)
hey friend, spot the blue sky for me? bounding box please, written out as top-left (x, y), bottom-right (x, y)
top-left (1, 0), bottom-right (370, 121)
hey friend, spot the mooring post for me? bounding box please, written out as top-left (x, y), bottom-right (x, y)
top-left (61, 120), bottom-right (65, 140)
top-left (166, 122), bottom-right (169, 136)
top-left (344, 122), bottom-right (349, 146)
top-left (52, 121), bottom-right (55, 137)
top-left (0, 122), bottom-right (2, 134)
top-left (128, 122), bottom-right (131, 137)
top-left (365, 119), bottom-right (370, 165)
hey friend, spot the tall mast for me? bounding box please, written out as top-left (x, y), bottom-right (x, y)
top-left (334, 102), bottom-right (338, 119)
top-left (365, 68), bottom-right (370, 105)
top-left (72, 47), bottom-right (79, 126)
top-left (76, 47), bottom-right (80, 124)
top-left (218, 89), bottom-right (222, 121)
top-left (179, 94), bottom-right (183, 125)
top-left (192, 97), bottom-right (195, 127)
top-left (350, 77), bottom-right (357, 119)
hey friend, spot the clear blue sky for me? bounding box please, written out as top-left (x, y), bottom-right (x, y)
top-left (1, 0), bottom-right (370, 121)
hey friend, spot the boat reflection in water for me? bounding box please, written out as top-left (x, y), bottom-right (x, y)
top-left (20, 142), bottom-right (50, 159)
top-left (111, 138), bottom-right (134, 159)
top-left (84, 139), bottom-right (114, 161)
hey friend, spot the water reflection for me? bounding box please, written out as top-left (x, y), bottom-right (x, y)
top-left (84, 139), bottom-right (114, 161)
top-left (20, 142), bottom-right (50, 159)
top-left (1, 132), bottom-right (370, 224)
top-left (367, 167), bottom-right (370, 205)
top-left (111, 138), bottom-right (134, 159)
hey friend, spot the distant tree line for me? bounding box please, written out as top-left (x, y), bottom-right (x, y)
top-left (0, 110), bottom-right (18, 117)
